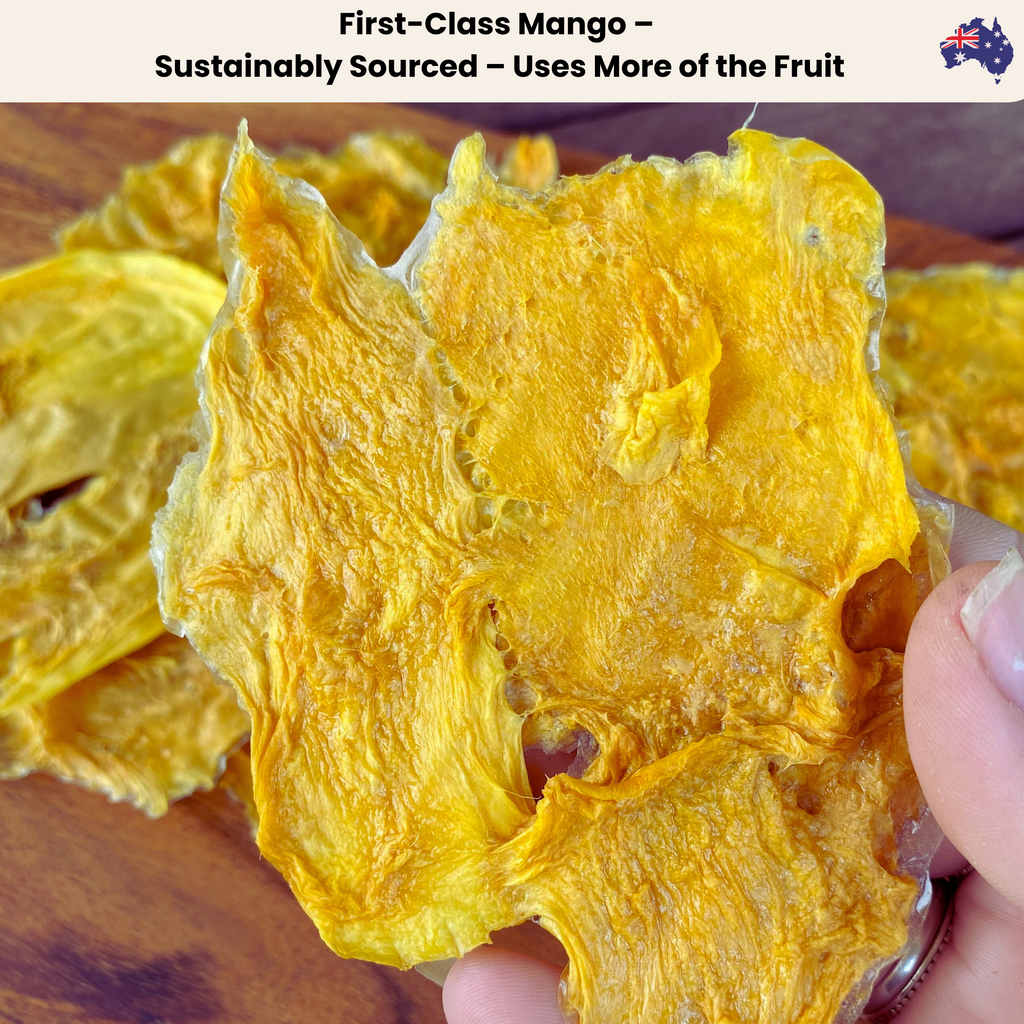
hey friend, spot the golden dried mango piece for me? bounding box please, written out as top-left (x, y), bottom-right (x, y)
top-left (59, 135), bottom-right (233, 276)
top-left (880, 264), bottom-right (1024, 531)
top-left (61, 131), bottom-right (558, 274)
top-left (155, 126), bottom-right (920, 1020)
top-left (0, 250), bottom-right (247, 814)
top-left (0, 250), bottom-right (225, 714)
top-left (496, 134), bottom-right (559, 192)
top-left (0, 634), bottom-right (247, 817)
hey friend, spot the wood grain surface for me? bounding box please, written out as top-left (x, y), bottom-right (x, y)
top-left (0, 102), bottom-right (1021, 1024)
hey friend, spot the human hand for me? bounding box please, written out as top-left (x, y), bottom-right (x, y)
top-left (441, 501), bottom-right (1024, 1024)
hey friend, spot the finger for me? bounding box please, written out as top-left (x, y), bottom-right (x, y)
top-left (923, 497), bottom-right (1022, 878)
top-left (443, 947), bottom-right (564, 1024)
top-left (904, 559), bottom-right (1024, 912)
top-left (899, 871), bottom-right (1024, 1024)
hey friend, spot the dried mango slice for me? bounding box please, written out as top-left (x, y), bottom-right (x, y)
top-left (59, 135), bottom-right (233, 277)
top-left (880, 264), bottom-right (1024, 531)
top-left (0, 250), bottom-right (247, 814)
top-left (154, 127), bottom-right (921, 1021)
top-left (61, 132), bottom-right (558, 274)
top-left (0, 250), bottom-right (225, 714)
top-left (496, 134), bottom-right (558, 192)
top-left (0, 634), bottom-right (247, 817)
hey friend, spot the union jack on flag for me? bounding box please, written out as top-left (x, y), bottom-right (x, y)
top-left (941, 26), bottom-right (980, 49)
top-left (939, 16), bottom-right (1014, 84)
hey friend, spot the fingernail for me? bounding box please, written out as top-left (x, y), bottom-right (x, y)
top-left (960, 548), bottom-right (1024, 710)
top-left (414, 958), bottom-right (456, 986)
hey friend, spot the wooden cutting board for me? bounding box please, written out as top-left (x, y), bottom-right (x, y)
top-left (1, 102), bottom-right (1022, 1024)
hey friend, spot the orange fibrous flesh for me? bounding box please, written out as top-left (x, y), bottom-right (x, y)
top-left (14, 130), bottom-right (548, 815)
top-left (155, 125), bottom-right (923, 1023)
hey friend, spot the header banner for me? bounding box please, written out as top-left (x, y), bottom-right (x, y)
top-left (1, 1), bottom-right (1020, 101)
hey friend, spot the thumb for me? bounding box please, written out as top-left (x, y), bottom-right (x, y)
top-left (904, 551), bottom-right (1024, 907)
top-left (900, 548), bottom-right (1024, 1023)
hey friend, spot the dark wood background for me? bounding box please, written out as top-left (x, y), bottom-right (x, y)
top-left (0, 103), bottom-right (1021, 1024)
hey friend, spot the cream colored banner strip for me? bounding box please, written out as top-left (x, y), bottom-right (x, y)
top-left (1, 1), bottom-right (1021, 101)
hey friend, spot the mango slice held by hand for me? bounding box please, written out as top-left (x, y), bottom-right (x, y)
top-left (155, 126), bottom-right (924, 1022)
top-left (61, 131), bottom-right (558, 275)
top-left (0, 634), bottom-right (248, 817)
top-left (0, 250), bottom-right (226, 714)
top-left (880, 264), bottom-right (1024, 531)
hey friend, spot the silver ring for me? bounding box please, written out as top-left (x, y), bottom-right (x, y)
top-left (860, 873), bottom-right (963, 1021)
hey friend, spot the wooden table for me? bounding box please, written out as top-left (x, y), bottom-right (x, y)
top-left (1, 103), bottom-right (1022, 1024)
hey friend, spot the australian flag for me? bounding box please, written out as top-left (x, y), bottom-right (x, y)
top-left (940, 16), bottom-right (1014, 84)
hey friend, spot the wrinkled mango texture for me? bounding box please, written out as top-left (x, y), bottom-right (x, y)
top-left (61, 131), bottom-right (558, 275)
top-left (880, 264), bottom-right (1024, 532)
top-left (0, 250), bottom-right (248, 811)
top-left (155, 127), bottom-right (923, 1024)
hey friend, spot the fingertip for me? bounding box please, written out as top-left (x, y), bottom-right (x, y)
top-left (442, 947), bottom-right (566, 1024)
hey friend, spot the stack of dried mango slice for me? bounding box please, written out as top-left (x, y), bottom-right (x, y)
top-left (0, 128), bottom-right (559, 817)
top-left (151, 125), bottom-right (936, 1024)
